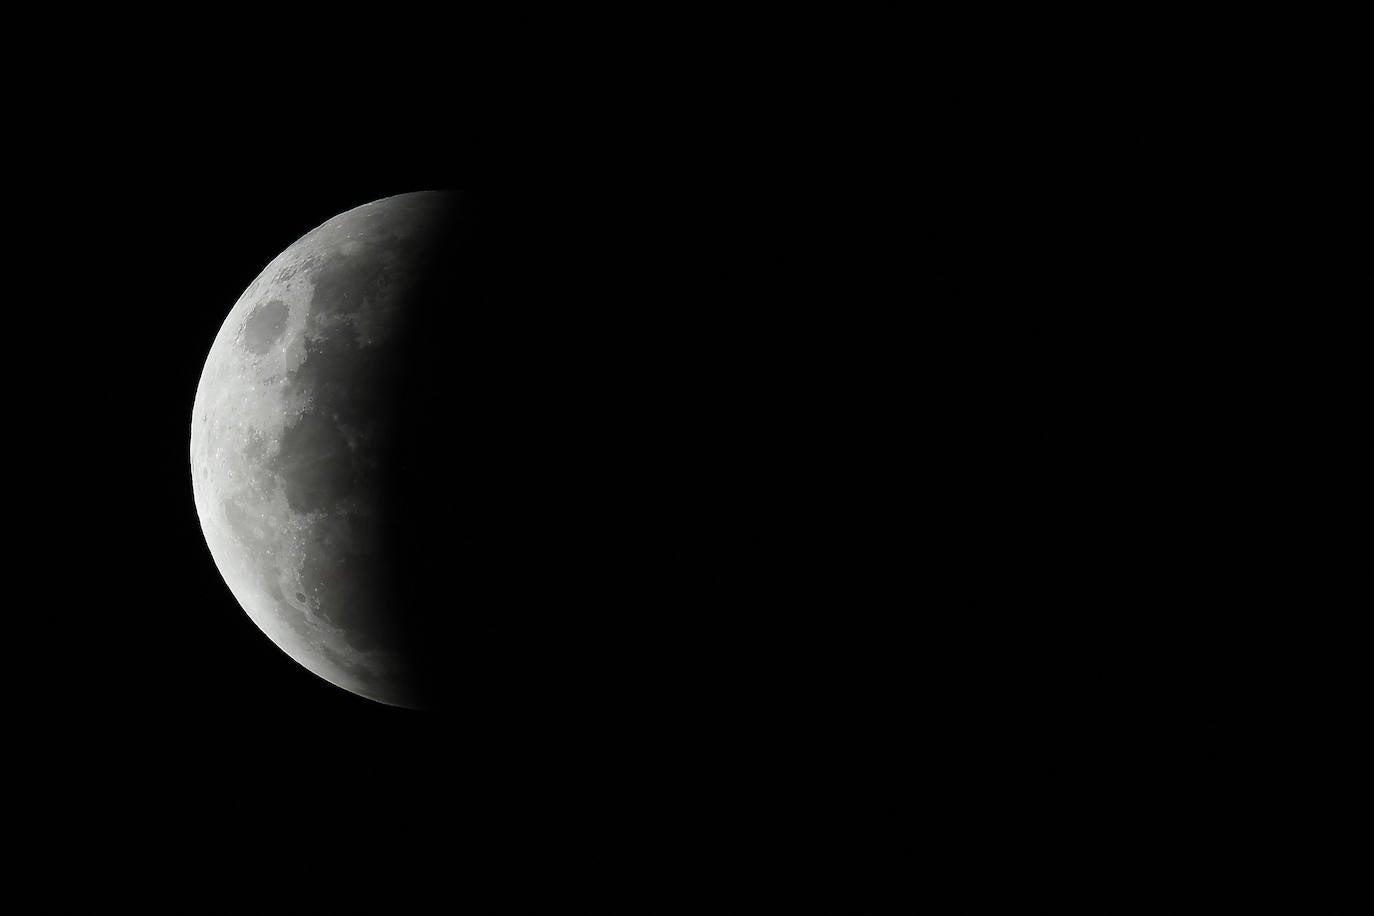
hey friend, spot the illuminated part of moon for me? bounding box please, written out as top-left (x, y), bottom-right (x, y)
top-left (190, 191), bottom-right (457, 708)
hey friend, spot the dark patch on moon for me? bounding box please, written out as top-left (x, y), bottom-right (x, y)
top-left (317, 569), bottom-right (388, 651)
top-left (241, 300), bottom-right (289, 354)
top-left (295, 530), bottom-right (397, 654)
top-left (280, 318), bottom-right (404, 484)
top-left (310, 249), bottom-right (396, 316)
top-left (271, 412), bottom-right (354, 513)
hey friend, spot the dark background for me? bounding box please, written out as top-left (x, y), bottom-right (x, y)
top-left (16, 136), bottom-right (842, 810)
top-left (0, 28), bottom-right (908, 896)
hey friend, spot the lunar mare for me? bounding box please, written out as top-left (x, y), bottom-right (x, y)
top-left (191, 191), bottom-right (456, 707)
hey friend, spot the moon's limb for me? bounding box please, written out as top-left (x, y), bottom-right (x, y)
top-left (191, 192), bottom-right (455, 707)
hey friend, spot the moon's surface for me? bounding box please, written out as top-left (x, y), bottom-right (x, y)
top-left (191, 191), bottom-right (458, 707)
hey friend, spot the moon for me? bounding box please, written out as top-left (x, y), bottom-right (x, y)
top-left (191, 191), bottom-right (460, 708)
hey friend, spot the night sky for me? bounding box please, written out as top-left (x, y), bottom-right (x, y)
top-left (27, 168), bottom-right (736, 757)
top-left (0, 32), bottom-right (892, 898)
top-left (8, 116), bottom-right (853, 842)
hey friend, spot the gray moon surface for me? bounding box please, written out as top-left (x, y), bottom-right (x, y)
top-left (191, 191), bottom-right (455, 707)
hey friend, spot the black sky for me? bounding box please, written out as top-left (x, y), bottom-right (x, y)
top-left (24, 165), bottom-right (678, 729)
top-left (0, 33), bottom-right (907, 898)
top-left (7, 115), bottom-right (863, 837)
